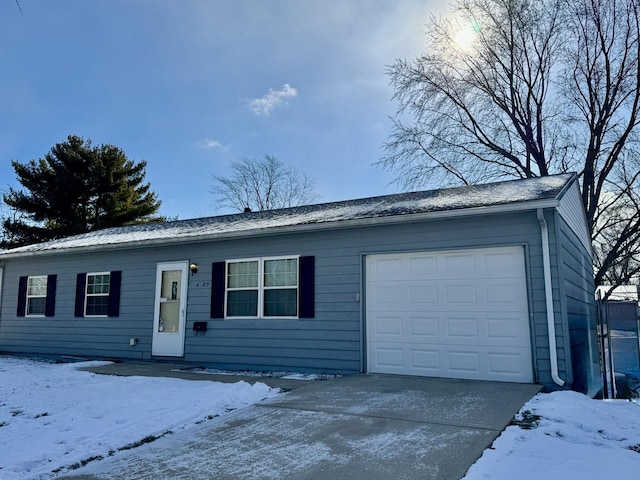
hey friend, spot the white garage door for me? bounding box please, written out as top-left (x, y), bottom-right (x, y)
top-left (366, 246), bottom-right (533, 383)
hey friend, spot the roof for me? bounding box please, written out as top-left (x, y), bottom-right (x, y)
top-left (596, 285), bottom-right (639, 302)
top-left (0, 173), bottom-right (575, 258)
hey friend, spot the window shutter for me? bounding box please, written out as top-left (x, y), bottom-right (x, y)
top-left (17, 276), bottom-right (28, 317)
top-left (45, 274), bottom-right (57, 317)
top-left (211, 262), bottom-right (225, 319)
top-left (108, 271), bottom-right (122, 317)
top-left (299, 256), bottom-right (315, 318)
top-left (75, 273), bottom-right (86, 317)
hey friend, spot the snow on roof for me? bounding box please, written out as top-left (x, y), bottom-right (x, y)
top-left (596, 285), bottom-right (639, 302)
top-left (0, 174), bottom-right (574, 257)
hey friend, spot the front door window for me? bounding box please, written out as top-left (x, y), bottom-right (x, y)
top-left (159, 270), bottom-right (181, 333)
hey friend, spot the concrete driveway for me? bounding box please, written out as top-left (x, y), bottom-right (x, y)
top-left (60, 371), bottom-right (540, 480)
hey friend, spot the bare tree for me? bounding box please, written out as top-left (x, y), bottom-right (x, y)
top-left (380, 0), bottom-right (640, 292)
top-left (212, 155), bottom-right (318, 212)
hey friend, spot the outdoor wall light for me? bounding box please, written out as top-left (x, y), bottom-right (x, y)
top-left (189, 263), bottom-right (199, 275)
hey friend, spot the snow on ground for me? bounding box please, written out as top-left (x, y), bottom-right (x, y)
top-left (0, 356), bottom-right (279, 480)
top-left (175, 366), bottom-right (340, 381)
top-left (3, 355), bottom-right (640, 480)
top-left (464, 390), bottom-right (640, 479)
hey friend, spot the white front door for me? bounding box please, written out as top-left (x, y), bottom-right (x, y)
top-left (152, 261), bottom-right (188, 357)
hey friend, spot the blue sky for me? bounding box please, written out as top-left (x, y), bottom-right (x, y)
top-left (0, 0), bottom-right (445, 219)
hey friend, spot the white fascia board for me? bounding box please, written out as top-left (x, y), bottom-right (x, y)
top-left (0, 198), bottom-right (560, 260)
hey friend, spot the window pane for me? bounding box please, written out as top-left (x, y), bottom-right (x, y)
top-left (98, 274), bottom-right (110, 293)
top-left (161, 270), bottom-right (181, 300)
top-left (228, 261), bottom-right (258, 288)
top-left (86, 296), bottom-right (109, 316)
top-left (159, 302), bottom-right (180, 332)
top-left (227, 290), bottom-right (258, 316)
top-left (264, 259), bottom-right (298, 287)
top-left (27, 277), bottom-right (47, 296)
top-left (27, 297), bottom-right (46, 315)
top-left (87, 274), bottom-right (110, 295)
top-left (264, 288), bottom-right (297, 317)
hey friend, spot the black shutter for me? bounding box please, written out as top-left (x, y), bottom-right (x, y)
top-left (75, 273), bottom-right (86, 317)
top-left (108, 271), bottom-right (122, 317)
top-left (211, 262), bottom-right (226, 319)
top-left (299, 256), bottom-right (315, 318)
top-left (17, 276), bottom-right (27, 317)
top-left (45, 275), bottom-right (57, 317)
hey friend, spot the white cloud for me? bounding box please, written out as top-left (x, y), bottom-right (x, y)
top-left (198, 138), bottom-right (230, 151)
top-left (246, 84), bottom-right (298, 116)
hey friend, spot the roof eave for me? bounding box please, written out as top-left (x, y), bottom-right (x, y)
top-left (0, 197), bottom-right (560, 260)
top-left (553, 172), bottom-right (579, 201)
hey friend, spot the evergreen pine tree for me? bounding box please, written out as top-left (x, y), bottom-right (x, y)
top-left (2, 135), bottom-right (164, 247)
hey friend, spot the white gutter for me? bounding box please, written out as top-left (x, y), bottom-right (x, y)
top-left (537, 208), bottom-right (565, 386)
top-left (0, 264), bottom-right (4, 317)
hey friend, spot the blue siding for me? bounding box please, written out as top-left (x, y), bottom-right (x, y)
top-left (0, 210), bottom-right (573, 386)
top-left (555, 211), bottom-right (601, 395)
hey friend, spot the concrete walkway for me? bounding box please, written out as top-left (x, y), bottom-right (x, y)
top-left (78, 361), bottom-right (309, 391)
top-left (61, 364), bottom-right (541, 480)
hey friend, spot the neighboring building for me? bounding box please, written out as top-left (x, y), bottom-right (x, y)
top-left (599, 294), bottom-right (640, 386)
top-left (596, 285), bottom-right (639, 302)
top-left (0, 174), bottom-right (601, 394)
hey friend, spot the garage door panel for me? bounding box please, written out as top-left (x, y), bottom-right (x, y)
top-left (447, 350), bottom-right (482, 374)
top-left (446, 284), bottom-right (479, 304)
top-left (409, 256), bottom-right (438, 275)
top-left (375, 347), bottom-right (404, 369)
top-left (371, 315), bottom-right (403, 336)
top-left (367, 247), bottom-right (533, 383)
top-left (446, 317), bottom-right (480, 339)
top-left (370, 314), bottom-right (529, 347)
top-left (486, 282), bottom-right (527, 305)
top-left (370, 281), bottom-right (527, 311)
top-left (370, 257), bottom-right (404, 278)
top-left (374, 285), bottom-right (403, 304)
top-left (487, 317), bottom-right (529, 341)
top-left (488, 351), bottom-right (531, 377)
top-left (410, 348), bottom-right (441, 371)
top-left (446, 347), bottom-right (532, 381)
top-left (409, 285), bottom-right (438, 303)
top-left (483, 250), bottom-right (526, 274)
top-left (370, 342), bottom-right (533, 382)
top-left (447, 313), bottom-right (530, 346)
top-left (444, 253), bottom-right (476, 274)
top-left (409, 316), bottom-right (439, 337)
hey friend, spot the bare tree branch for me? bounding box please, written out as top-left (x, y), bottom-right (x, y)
top-left (211, 155), bottom-right (318, 212)
top-left (380, 0), bottom-right (640, 289)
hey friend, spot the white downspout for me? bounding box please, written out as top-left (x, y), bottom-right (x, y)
top-left (0, 264), bottom-right (4, 319)
top-left (537, 209), bottom-right (565, 386)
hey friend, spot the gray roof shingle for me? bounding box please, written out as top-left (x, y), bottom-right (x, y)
top-left (0, 173), bottom-right (574, 257)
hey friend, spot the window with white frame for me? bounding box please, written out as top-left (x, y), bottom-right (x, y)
top-left (85, 272), bottom-right (110, 316)
top-left (263, 258), bottom-right (298, 316)
top-left (26, 276), bottom-right (47, 316)
top-left (226, 257), bottom-right (298, 317)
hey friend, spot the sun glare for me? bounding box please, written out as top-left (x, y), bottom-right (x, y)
top-left (453, 22), bottom-right (478, 52)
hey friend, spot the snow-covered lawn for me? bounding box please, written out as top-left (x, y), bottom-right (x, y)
top-left (2, 355), bottom-right (640, 480)
top-left (464, 391), bottom-right (640, 479)
top-left (0, 356), bottom-right (279, 479)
